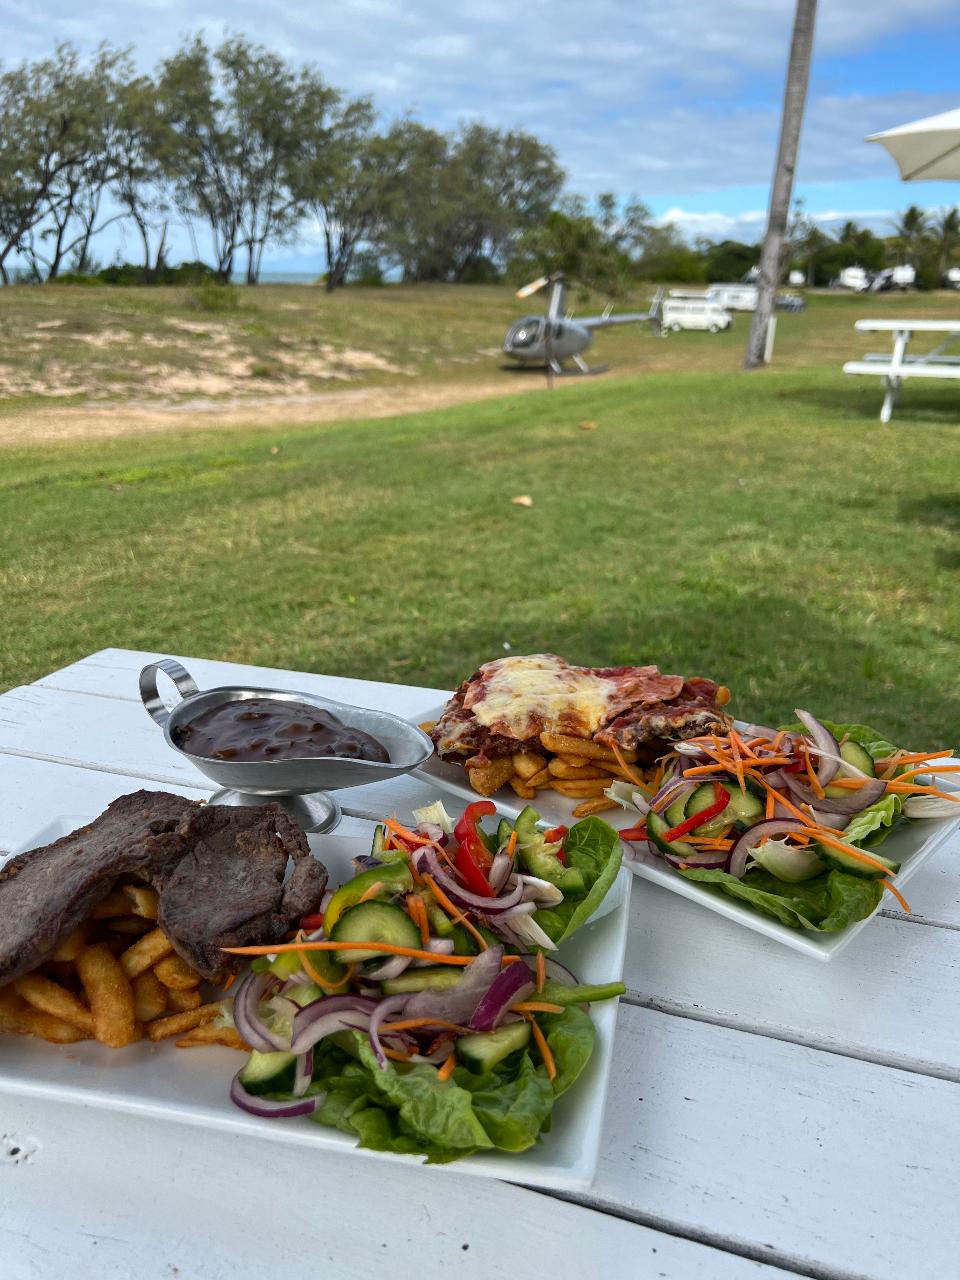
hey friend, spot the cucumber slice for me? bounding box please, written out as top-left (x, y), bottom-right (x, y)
top-left (824, 741), bottom-right (877, 797)
top-left (381, 966), bottom-right (463, 995)
top-left (647, 810), bottom-right (692, 857)
top-left (238, 1049), bottom-right (296, 1094)
top-left (685, 782), bottom-right (763, 837)
top-left (816, 843), bottom-right (900, 880)
top-left (456, 1021), bottom-right (531, 1073)
top-left (329, 900), bottom-right (420, 964)
top-left (664, 796), bottom-right (688, 827)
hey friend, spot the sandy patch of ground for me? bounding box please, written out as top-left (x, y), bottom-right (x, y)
top-left (0, 375), bottom-right (565, 447)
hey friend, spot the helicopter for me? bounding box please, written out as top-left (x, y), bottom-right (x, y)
top-left (503, 273), bottom-right (663, 374)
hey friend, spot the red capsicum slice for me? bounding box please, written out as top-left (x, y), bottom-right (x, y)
top-left (543, 825), bottom-right (568, 863)
top-left (454, 800), bottom-right (497, 895)
top-left (661, 781), bottom-right (728, 842)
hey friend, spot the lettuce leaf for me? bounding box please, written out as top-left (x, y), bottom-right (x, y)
top-left (679, 866), bottom-right (883, 931)
top-left (779, 718), bottom-right (898, 763)
top-left (533, 817), bottom-right (622, 946)
top-left (842, 793), bottom-right (902, 847)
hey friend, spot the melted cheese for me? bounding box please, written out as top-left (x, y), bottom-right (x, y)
top-left (465, 655), bottom-right (613, 739)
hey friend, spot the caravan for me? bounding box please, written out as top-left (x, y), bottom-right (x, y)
top-left (707, 283), bottom-right (758, 311)
top-left (661, 293), bottom-right (732, 333)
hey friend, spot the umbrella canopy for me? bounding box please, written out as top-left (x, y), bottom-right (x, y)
top-left (867, 107), bottom-right (960, 181)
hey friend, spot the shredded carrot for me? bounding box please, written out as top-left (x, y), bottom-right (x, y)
top-left (528, 1016), bottom-right (556, 1080)
top-left (686, 839), bottom-right (734, 851)
top-left (409, 859), bottom-right (425, 887)
top-left (893, 765), bottom-right (960, 783)
top-left (422, 873), bottom-right (489, 951)
top-left (728, 733), bottom-right (745, 794)
top-left (535, 950), bottom-right (545, 993)
top-left (383, 817), bottom-right (433, 846)
top-left (830, 777), bottom-right (960, 801)
top-left (301, 949), bottom-right (354, 992)
top-left (682, 763), bottom-right (727, 777)
top-left (765, 788), bottom-right (775, 819)
top-left (506, 830), bottom-right (518, 858)
top-left (515, 1001), bottom-right (564, 1014)
top-left (223, 940), bottom-right (522, 966)
top-left (875, 749), bottom-right (953, 766)
top-left (222, 973), bottom-right (237, 991)
top-left (383, 1047), bottom-right (412, 1063)
top-left (381, 1018), bottom-right (466, 1033)
top-left (802, 750), bottom-right (825, 800)
top-left (808, 830), bottom-right (901, 876)
top-left (406, 893), bottom-right (431, 947)
top-left (883, 879), bottom-right (911, 912)
top-left (771, 731), bottom-right (786, 751)
top-left (729, 728), bottom-right (759, 764)
top-left (744, 770), bottom-right (819, 829)
top-left (610, 739), bottom-right (649, 789)
top-left (437, 1053), bottom-right (457, 1081)
top-left (358, 880), bottom-right (386, 904)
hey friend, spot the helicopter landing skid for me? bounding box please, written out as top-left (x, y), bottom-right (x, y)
top-left (558, 354), bottom-right (609, 376)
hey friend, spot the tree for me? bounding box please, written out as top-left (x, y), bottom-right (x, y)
top-left (111, 74), bottom-right (174, 280)
top-left (702, 239), bottom-right (761, 282)
top-left (158, 35), bottom-right (324, 283)
top-left (0, 44), bottom-right (126, 284)
top-left (931, 207), bottom-right (960, 279)
top-left (744, 0), bottom-right (818, 369)
top-left (890, 204), bottom-right (929, 266)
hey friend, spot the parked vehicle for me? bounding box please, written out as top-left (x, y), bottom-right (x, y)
top-left (831, 266), bottom-right (871, 292)
top-left (661, 296), bottom-right (733, 333)
top-left (775, 293), bottom-right (806, 313)
top-left (707, 283), bottom-right (758, 311)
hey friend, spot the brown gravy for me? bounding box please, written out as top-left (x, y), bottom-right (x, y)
top-left (173, 699), bottom-right (389, 764)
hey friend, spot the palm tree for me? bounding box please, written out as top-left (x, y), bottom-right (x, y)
top-left (931, 207), bottom-right (960, 277)
top-left (744, 0), bottom-right (818, 369)
top-left (891, 205), bottom-right (929, 265)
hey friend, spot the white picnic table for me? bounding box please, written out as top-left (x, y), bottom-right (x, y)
top-left (2, 648), bottom-right (960, 1280)
top-left (843, 317), bottom-right (960, 421)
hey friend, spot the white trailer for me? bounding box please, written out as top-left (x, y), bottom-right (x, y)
top-left (707, 283), bottom-right (758, 311)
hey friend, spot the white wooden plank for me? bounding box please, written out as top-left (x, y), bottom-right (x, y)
top-left (0, 755), bottom-right (374, 856)
top-left (586, 1005), bottom-right (960, 1280)
top-left (32, 646), bottom-right (447, 718)
top-left (0, 1094), bottom-right (787, 1280)
top-left (624, 878), bottom-right (960, 1081)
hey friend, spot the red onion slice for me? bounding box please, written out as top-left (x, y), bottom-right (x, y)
top-left (793, 709), bottom-right (841, 787)
top-left (413, 848), bottom-right (524, 914)
top-left (728, 819), bottom-right (808, 879)
top-left (290, 994), bottom-right (377, 1054)
top-left (785, 775), bottom-right (887, 814)
top-left (368, 994), bottom-right (409, 1069)
top-left (364, 954), bottom-right (412, 980)
top-left (469, 962), bottom-right (535, 1032)
top-left (292, 1047), bottom-right (314, 1097)
top-left (650, 776), bottom-right (698, 814)
top-left (230, 1071), bottom-right (321, 1119)
top-left (232, 970), bottom-right (289, 1053)
top-left (488, 851), bottom-right (514, 892)
top-left (663, 850), bottom-right (729, 869)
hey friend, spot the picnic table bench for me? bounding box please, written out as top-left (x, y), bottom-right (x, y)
top-left (2, 648), bottom-right (960, 1280)
top-left (843, 317), bottom-right (960, 421)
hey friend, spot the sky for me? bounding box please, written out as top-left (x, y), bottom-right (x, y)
top-left (4, 0), bottom-right (960, 271)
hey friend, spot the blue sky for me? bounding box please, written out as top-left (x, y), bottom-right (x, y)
top-left (3, 0), bottom-right (959, 269)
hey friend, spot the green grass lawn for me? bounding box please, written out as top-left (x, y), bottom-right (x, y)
top-left (3, 363), bottom-right (960, 747)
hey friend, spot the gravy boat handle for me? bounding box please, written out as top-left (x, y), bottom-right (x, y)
top-left (140, 659), bottom-right (201, 729)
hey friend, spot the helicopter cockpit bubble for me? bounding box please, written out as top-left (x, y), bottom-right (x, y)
top-left (504, 317), bottom-right (543, 350)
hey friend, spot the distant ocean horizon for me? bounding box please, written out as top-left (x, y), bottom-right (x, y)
top-left (231, 270), bottom-right (322, 284)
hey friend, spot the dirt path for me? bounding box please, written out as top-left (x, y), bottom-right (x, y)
top-left (0, 376), bottom-right (570, 447)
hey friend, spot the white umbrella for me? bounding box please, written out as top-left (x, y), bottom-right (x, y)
top-left (867, 107), bottom-right (960, 181)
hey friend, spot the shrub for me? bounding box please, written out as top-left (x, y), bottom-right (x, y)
top-left (189, 279), bottom-right (241, 312)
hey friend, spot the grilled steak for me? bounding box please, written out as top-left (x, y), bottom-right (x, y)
top-left (0, 791), bottom-right (195, 987)
top-left (157, 803), bottom-right (326, 980)
top-left (0, 791), bottom-right (328, 988)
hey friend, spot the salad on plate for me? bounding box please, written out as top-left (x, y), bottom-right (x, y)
top-left (220, 800), bottom-right (625, 1162)
top-left (607, 710), bottom-right (960, 932)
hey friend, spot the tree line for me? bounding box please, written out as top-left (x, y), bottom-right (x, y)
top-left (2, 38), bottom-right (958, 292)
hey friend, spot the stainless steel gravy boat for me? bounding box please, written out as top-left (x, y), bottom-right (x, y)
top-left (139, 658), bottom-right (433, 831)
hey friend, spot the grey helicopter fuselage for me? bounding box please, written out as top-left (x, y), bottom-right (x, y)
top-left (502, 274), bottom-right (661, 373)
top-left (503, 314), bottom-right (594, 364)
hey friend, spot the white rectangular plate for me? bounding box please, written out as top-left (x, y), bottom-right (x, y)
top-left (625, 772), bottom-right (960, 960)
top-left (0, 817), bottom-right (630, 1191)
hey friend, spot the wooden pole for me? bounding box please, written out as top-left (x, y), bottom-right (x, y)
top-left (744, 0), bottom-right (818, 370)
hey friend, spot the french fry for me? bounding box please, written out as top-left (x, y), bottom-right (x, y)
top-left (107, 916), bottom-right (154, 936)
top-left (13, 974), bottom-right (95, 1035)
top-left (418, 721), bottom-right (438, 734)
top-left (17, 1009), bottom-right (91, 1044)
top-left (539, 732), bottom-right (637, 764)
top-left (509, 777), bottom-right (536, 800)
top-left (123, 885), bottom-right (159, 920)
top-left (572, 798), bottom-right (619, 817)
top-left (547, 758), bottom-right (609, 781)
top-left (525, 766), bottom-right (552, 788)
top-left (466, 757), bottom-right (514, 797)
top-left (153, 953), bottom-right (202, 991)
top-left (549, 778), bottom-right (610, 797)
top-left (91, 891), bottom-right (136, 919)
top-left (119, 927), bottom-right (173, 978)
top-left (0, 988), bottom-right (28, 1033)
top-left (166, 987), bottom-right (202, 1012)
top-left (51, 926), bottom-right (88, 962)
top-left (146, 1002), bottom-right (223, 1042)
top-left (512, 751), bottom-right (547, 780)
top-left (594, 760), bottom-right (640, 777)
top-left (132, 969), bottom-right (168, 1023)
top-left (175, 1024), bottom-right (247, 1050)
top-left (77, 943), bottom-right (139, 1048)
top-left (556, 754), bottom-right (590, 768)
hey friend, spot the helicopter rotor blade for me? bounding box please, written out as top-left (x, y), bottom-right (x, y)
top-left (515, 275), bottom-right (550, 299)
